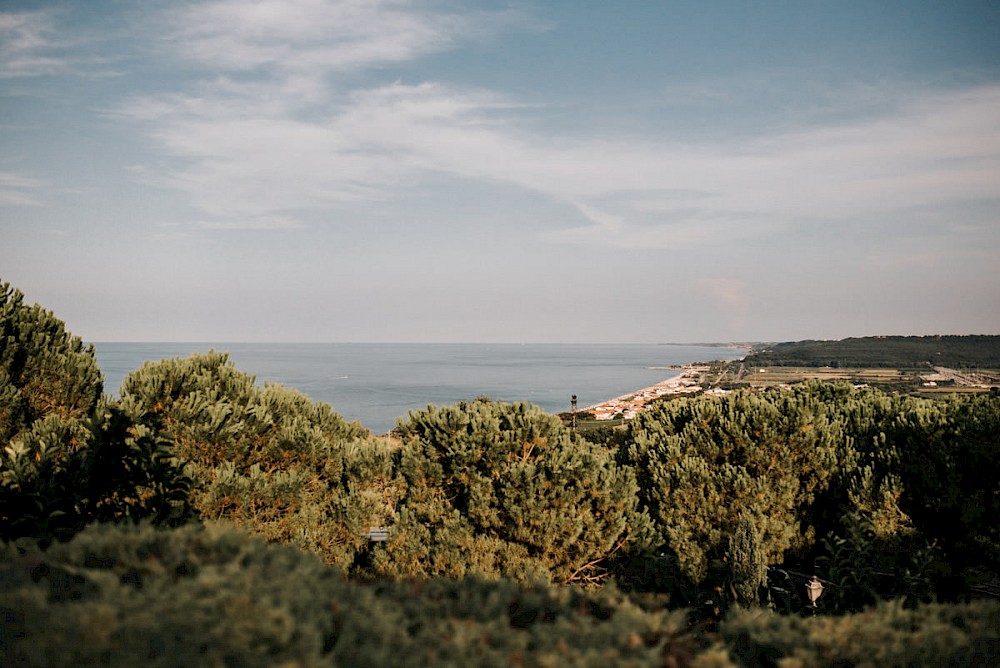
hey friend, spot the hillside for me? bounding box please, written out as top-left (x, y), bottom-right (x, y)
top-left (744, 335), bottom-right (1000, 369)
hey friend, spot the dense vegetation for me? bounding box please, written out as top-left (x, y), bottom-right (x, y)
top-left (621, 384), bottom-right (1000, 615)
top-left (0, 282), bottom-right (191, 545)
top-left (10, 523), bottom-right (996, 667)
top-left (2, 279), bottom-right (998, 666)
top-left (743, 334), bottom-right (1000, 368)
top-left (378, 400), bottom-right (645, 583)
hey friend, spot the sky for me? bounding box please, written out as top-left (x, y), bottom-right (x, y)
top-left (2, 0), bottom-right (999, 344)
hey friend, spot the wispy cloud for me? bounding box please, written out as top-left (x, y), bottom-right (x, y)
top-left (0, 171), bottom-right (43, 206)
top-left (198, 216), bottom-right (305, 231)
top-left (114, 1), bottom-right (1000, 241)
top-left (0, 7), bottom-right (121, 81)
top-left (121, 76), bottom-right (1000, 240)
top-left (110, 0), bottom-right (536, 230)
top-left (165, 0), bottom-right (481, 74)
top-left (0, 9), bottom-right (67, 78)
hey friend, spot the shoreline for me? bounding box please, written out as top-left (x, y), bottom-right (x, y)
top-left (584, 364), bottom-right (711, 420)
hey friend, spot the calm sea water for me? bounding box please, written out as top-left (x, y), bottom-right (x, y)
top-left (94, 343), bottom-right (744, 434)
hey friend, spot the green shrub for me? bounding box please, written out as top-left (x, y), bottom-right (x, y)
top-left (0, 281), bottom-right (102, 442)
top-left (888, 394), bottom-right (1000, 573)
top-left (0, 522), bottom-right (342, 667)
top-left (720, 599), bottom-right (1000, 667)
top-left (5, 523), bottom-right (994, 667)
top-left (377, 399), bottom-right (649, 584)
top-left (0, 280), bottom-right (190, 543)
top-left (620, 382), bottom-right (1000, 612)
top-left (118, 352), bottom-right (402, 570)
top-left (813, 391), bottom-right (1000, 607)
top-left (0, 522), bottom-right (710, 667)
top-left (621, 384), bottom-right (848, 589)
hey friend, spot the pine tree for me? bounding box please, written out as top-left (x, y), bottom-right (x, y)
top-left (0, 281), bottom-right (102, 443)
top-left (0, 280), bottom-right (190, 543)
top-left (377, 399), bottom-right (646, 584)
top-left (621, 383), bottom-right (848, 586)
top-left (729, 517), bottom-right (766, 606)
top-left (119, 351), bottom-right (396, 570)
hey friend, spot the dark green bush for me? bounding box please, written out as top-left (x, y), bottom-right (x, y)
top-left (1, 523), bottom-right (342, 667)
top-left (4, 523), bottom-right (995, 667)
top-left (118, 352), bottom-right (403, 570)
top-left (0, 282), bottom-right (102, 442)
top-left (620, 382), bottom-right (1000, 612)
top-left (0, 281), bottom-right (190, 544)
top-left (721, 600), bottom-right (1000, 667)
top-left (620, 384), bottom-right (848, 592)
top-left (378, 399), bottom-right (650, 584)
top-left (814, 391), bottom-right (1000, 608)
top-left (0, 522), bottom-right (708, 667)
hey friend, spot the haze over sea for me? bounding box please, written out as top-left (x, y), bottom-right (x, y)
top-left (94, 343), bottom-right (744, 434)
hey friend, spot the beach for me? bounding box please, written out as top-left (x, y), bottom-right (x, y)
top-left (95, 343), bottom-right (746, 434)
top-left (584, 364), bottom-right (713, 420)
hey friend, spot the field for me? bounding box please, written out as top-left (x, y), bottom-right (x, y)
top-left (705, 337), bottom-right (1000, 396)
top-left (562, 358), bottom-right (1000, 437)
top-left (711, 361), bottom-right (1000, 394)
top-left (727, 363), bottom-right (918, 388)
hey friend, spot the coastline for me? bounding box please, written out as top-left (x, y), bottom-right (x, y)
top-left (95, 342), bottom-right (746, 434)
top-left (584, 364), bottom-right (711, 420)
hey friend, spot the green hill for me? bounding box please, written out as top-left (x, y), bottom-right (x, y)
top-left (745, 335), bottom-right (1000, 369)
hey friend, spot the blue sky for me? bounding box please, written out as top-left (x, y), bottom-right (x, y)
top-left (2, 0), bottom-right (999, 343)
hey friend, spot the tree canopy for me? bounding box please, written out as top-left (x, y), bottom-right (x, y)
top-left (0, 281), bottom-right (189, 544)
top-left (376, 399), bottom-right (648, 583)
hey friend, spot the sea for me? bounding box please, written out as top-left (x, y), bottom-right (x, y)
top-left (93, 343), bottom-right (745, 434)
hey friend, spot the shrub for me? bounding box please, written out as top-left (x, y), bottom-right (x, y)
top-left (814, 391), bottom-right (1000, 606)
top-left (0, 280), bottom-right (190, 543)
top-left (118, 352), bottom-right (399, 570)
top-left (621, 384), bottom-right (847, 588)
top-left (0, 522), bottom-right (707, 667)
top-left (720, 599), bottom-right (1000, 667)
top-left (0, 281), bottom-right (102, 442)
top-left (377, 399), bottom-right (648, 584)
top-left (4, 522), bottom-right (994, 667)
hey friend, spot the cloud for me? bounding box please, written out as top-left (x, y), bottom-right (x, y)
top-left (120, 78), bottom-right (1000, 240)
top-left (0, 9), bottom-right (67, 78)
top-left (0, 171), bottom-right (43, 206)
top-left (164, 0), bottom-right (527, 74)
top-left (0, 7), bottom-right (123, 81)
top-left (198, 216), bottom-right (305, 231)
top-left (109, 0), bottom-right (537, 229)
top-left (115, 1), bottom-right (1000, 243)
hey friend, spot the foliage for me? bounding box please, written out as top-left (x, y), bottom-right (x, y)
top-left (1, 404), bottom-right (192, 544)
top-left (620, 381), bottom-right (1000, 612)
top-left (0, 281), bottom-right (102, 442)
top-left (815, 510), bottom-right (945, 613)
top-left (0, 522), bottom-right (710, 668)
top-left (620, 383), bottom-right (847, 591)
top-left (1, 522), bottom-right (343, 667)
top-left (817, 391), bottom-right (1000, 607)
top-left (377, 399), bottom-right (649, 584)
top-left (573, 420), bottom-right (629, 450)
top-left (885, 394), bottom-right (1000, 572)
top-left (0, 280), bottom-right (190, 544)
top-left (3, 277), bottom-right (1000, 664)
top-left (118, 352), bottom-right (401, 570)
top-left (744, 334), bottom-right (1000, 368)
top-left (728, 518), bottom-right (767, 607)
top-left (4, 522), bottom-right (996, 667)
top-left (720, 600), bottom-right (1000, 667)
